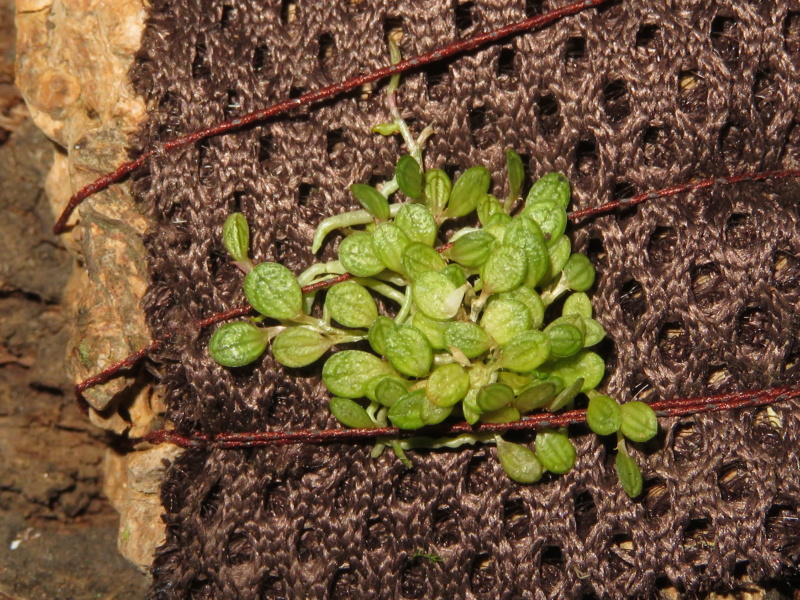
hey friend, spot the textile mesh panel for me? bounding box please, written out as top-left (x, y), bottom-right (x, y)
top-left (130, 0), bottom-right (800, 597)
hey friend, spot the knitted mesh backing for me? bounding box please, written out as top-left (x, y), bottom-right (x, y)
top-left (130, 1), bottom-right (800, 597)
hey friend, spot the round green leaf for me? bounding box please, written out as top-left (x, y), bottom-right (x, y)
top-left (373, 377), bottom-right (410, 407)
top-left (368, 315), bottom-right (395, 356)
top-left (412, 271), bottom-right (464, 321)
top-left (563, 254), bottom-right (596, 292)
top-left (373, 222), bottom-right (411, 274)
top-left (330, 397), bottom-right (375, 429)
top-left (445, 165), bottom-right (491, 219)
top-left (525, 172), bottom-right (570, 209)
top-left (499, 330), bottom-right (551, 372)
top-left (544, 235), bottom-right (572, 283)
top-left (480, 297), bottom-right (531, 346)
top-left (535, 428), bottom-right (576, 474)
top-left (586, 395), bottom-right (621, 436)
top-left (520, 200), bottom-right (567, 246)
top-left (388, 390), bottom-right (427, 429)
top-left (480, 246), bottom-right (527, 294)
top-left (325, 281), bottom-right (378, 329)
top-left (480, 405), bottom-right (521, 424)
top-left (538, 350), bottom-right (605, 392)
top-left (503, 216), bottom-right (548, 288)
top-left (395, 203), bottom-right (437, 247)
top-left (499, 286), bottom-right (545, 330)
top-left (582, 317), bottom-right (606, 347)
top-left (445, 230), bottom-right (496, 268)
top-left (350, 183), bottom-right (390, 221)
top-left (544, 322), bottom-right (585, 358)
top-left (272, 326), bottom-right (334, 368)
top-left (244, 262), bottom-right (303, 320)
top-left (222, 213), bottom-right (250, 264)
top-left (322, 350), bottom-right (395, 398)
top-left (477, 383), bottom-right (514, 412)
top-left (426, 363), bottom-right (470, 407)
top-left (546, 377), bottom-right (583, 412)
top-left (497, 439), bottom-right (544, 484)
top-left (411, 312), bottom-right (449, 350)
top-left (514, 382), bottom-right (557, 413)
top-left (396, 154), bottom-right (423, 200)
top-left (562, 292), bottom-right (593, 319)
top-left (616, 450), bottom-right (643, 498)
top-left (441, 263), bottom-right (467, 288)
top-left (338, 233), bottom-right (385, 277)
top-left (384, 324), bottom-right (433, 378)
top-left (402, 242), bottom-right (446, 282)
top-left (620, 401), bottom-right (658, 442)
top-left (477, 194), bottom-right (504, 227)
top-left (444, 321), bottom-right (492, 359)
top-left (209, 321), bottom-right (269, 367)
top-left (421, 398), bottom-right (453, 425)
top-left (424, 168), bottom-right (451, 216)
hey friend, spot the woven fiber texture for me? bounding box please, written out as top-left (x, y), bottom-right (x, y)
top-left (130, 0), bottom-right (800, 597)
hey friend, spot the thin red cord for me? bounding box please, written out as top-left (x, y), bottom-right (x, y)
top-left (52, 0), bottom-right (609, 235)
top-left (73, 167), bottom-right (800, 405)
top-left (139, 384), bottom-right (800, 449)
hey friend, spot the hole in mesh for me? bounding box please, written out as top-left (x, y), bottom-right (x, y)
top-left (189, 574), bottom-right (211, 599)
top-left (196, 139), bottom-right (213, 181)
top-left (704, 364), bottom-right (732, 391)
top-left (396, 468), bottom-right (424, 502)
top-left (465, 453), bottom-right (494, 494)
top-left (733, 560), bottom-right (750, 579)
top-left (383, 16), bottom-right (404, 41)
top-left (710, 15), bottom-right (740, 65)
top-left (677, 69), bottom-right (707, 114)
top-left (635, 23), bottom-right (659, 48)
top-left (525, 0), bottom-right (544, 16)
top-left (619, 278), bottom-right (646, 322)
top-left (648, 225), bottom-right (677, 264)
top-left (642, 125), bottom-right (672, 169)
top-left (264, 389), bottom-right (294, 426)
top-left (658, 320), bottom-right (690, 363)
top-left (469, 553), bottom-right (497, 594)
top-left (573, 490), bottom-right (598, 536)
top-left (785, 12), bottom-right (800, 66)
top-left (364, 516), bottom-right (390, 551)
top-left (297, 526), bottom-right (323, 562)
top-left (773, 249), bottom-right (800, 294)
top-left (199, 482), bottom-right (222, 522)
top-left (259, 573), bottom-right (284, 598)
top-left (564, 36), bottom-right (586, 63)
top-left (318, 32), bottom-right (335, 61)
top-left (691, 262), bottom-right (724, 310)
top-left (539, 545), bottom-right (563, 586)
top-left (469, 106), bottom-right (489, 147)
top-left (765, 504), bottom-right (800, 546)
top-left (280, 0), bottom-right (296, 24)
top-left (326, 128), bottom-right (344, 154)
top-left (263, 479), bottom-right (289, 518)
top-left (219, 5), bottom-right (235, 27)
top-left (289, 86), bottom-right (305, 100)
top-left (297, 182), bottom-right (315, 207)
top-left (602, 79), bottom-right (630, 123)
top-left (330, 566), bottom-right (358, 600)
top-left (575, 138), bottom-right (598, 175)
top-left (753, 69), bottom-right (779, 123)
top-left (432, 504), bottom-right (460, 546)
top-left (252, 44), bottom-right (271, 73)
top-left (611, 532), bottom-right (635, 562)
top-left (717, 461), bottom-right (751, 502)
top-left (672, 419), bottom-right (702, 464)
top-left (537, 93), bottom-right (562, 136)
top-left (725, 213), bottom-right (754, 249)
top-left (192, 40), bottom-right (210, 79)
top-left (585, 236), bottom-right (607, 269)
top-left (682, 518), bottom-right (712, 566)
top-left (224, 89), bottom-right (241, 118)
top-left (719, 121), bottom-right (746, 164)
top-left (737, 305), bottom-right (770, 352)
top-left (400, 559), bottom-right (428, 599)
top-left (630, 376), bottom-right (656, 403)
top-left (497, 47), bottom-right (516, 80)
top-left (503, 497), bottom-right (530, 542)
top-left (640, 477), bottom-right (669, 518)
top-left (226, 530), bottom-right (253, 566)
top-left (455, 1), bottom-right (475, 33)
top-left (752, 407), bottom-right (784, 449)
top-left (258, 133), bottom-right (273, 163)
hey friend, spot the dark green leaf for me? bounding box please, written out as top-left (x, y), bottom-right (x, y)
top-left (426, 363), bottom-right (470, 407)
top-left (563, 254), bottom-right (596, 292)
top-left (525, 172), bottom-right (570, 209)
top-left (480, 245), bottom-right (527, 294)
top-left (514, 382), bottom-right (557, 413)
top-left (535, 428), bottom-right (576, 474)
top-left (330, 397), bottom-right (375, 429)
top-left (499, 330), bottom-right (550, 372)
top-left (396, 203), bottom-right (438, 246)
top-left (480, 297), bottom-right (531, 346)
top-left (402, 242), bottom-right (446, 281)
top-left (520, 200), bottom-right (567, 246)
top-left (388, 390), bottom-right (427, 429)
top-left (506, 149), bottom-right (525, 203)
top-left (222, 213), bottom-right (250, 264)
top-left (546, 377), bottom-right (583, 412)
top-left (497, 439), bottom-right (544, 484)
top-left (368, 315), bottom-right (396, 356)
top-left (503, 216), bottom-right (548, 288)
top-left (412, 271), bottom-right (464, 321)
top-left (477, 383), bottom-right (514, 412)
top-left (424, 168), bottom-right (451, 216)
top-left (396, 154), bottom-right (423, 200)
top-left (615, 450), bottom-right (643, 498)
top-left (586, 395), bottom-right (621, 436)
top-left (350, 183), bottom-right (390, 221)
top-left (445, 166), bottom-right (491, 219)
top-left (444, 321), bottom-right (492, 359)
top-left (373, 222), bottom-right (411, 274)
top-left (445, 230), bottom-right (496, 268)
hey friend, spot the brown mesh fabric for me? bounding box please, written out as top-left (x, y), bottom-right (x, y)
top-left (130, 1), bottom-right (800, 597)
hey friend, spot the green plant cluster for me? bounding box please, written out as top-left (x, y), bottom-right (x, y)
top-left (207, 145), bottom-right (657, 495)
